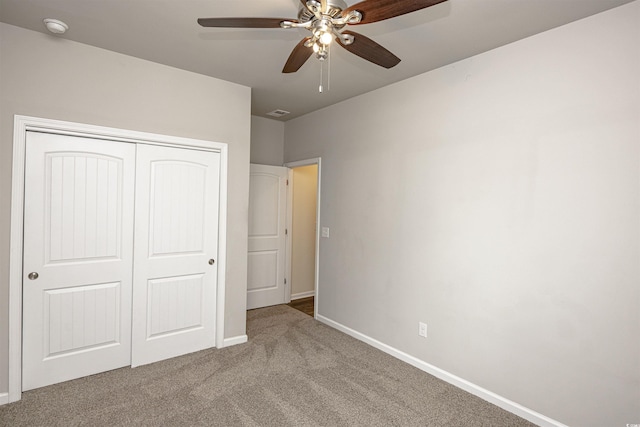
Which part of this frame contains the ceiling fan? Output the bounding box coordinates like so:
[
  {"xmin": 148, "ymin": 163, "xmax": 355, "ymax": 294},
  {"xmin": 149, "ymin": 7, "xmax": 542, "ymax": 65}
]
[{"xmin": 198, "ymin": 0, "xmax": 447, "ymax": 73}]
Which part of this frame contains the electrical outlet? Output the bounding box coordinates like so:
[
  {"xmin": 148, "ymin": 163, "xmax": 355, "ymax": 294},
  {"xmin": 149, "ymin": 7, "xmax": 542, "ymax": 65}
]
[{"xmin": 418, "ymin": 322, "xmax": 428, "ymax": 338}]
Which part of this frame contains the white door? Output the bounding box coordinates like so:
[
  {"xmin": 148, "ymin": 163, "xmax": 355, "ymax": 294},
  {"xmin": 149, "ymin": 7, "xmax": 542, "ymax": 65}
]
[
  {"xmin": 131, "ymin": 144, "xmax": 220, "ymax": 367},
  {"xmin": 247, "ymin": 164, "xmax": 288, "ymax": 309},
  {"xmin": 22, "ymin": 132, "xmax": 135, "ymax": 391}
]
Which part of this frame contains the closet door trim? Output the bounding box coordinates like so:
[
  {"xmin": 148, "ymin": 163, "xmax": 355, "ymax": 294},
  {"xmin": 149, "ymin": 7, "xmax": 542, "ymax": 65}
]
[{"xmin": 8, "ymin": 115, "xmax": 229, "ymax": 403}]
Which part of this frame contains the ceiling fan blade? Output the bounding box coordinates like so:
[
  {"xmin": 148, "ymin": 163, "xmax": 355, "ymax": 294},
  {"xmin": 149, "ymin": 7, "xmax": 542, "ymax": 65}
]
[
  {"xmin": 283, "ymin": 38, "xmax": 313, "ymax": 73},
  {"xmin": 337, "ymin": 30, "xmax": 401, "ymax": 68},
  {"xmin": 344, "ymin": 0, "xmax": 447, "ymax": 25},
  {"xmin": 197, "ymin": 17, "xmax": 295, "ymax": 28}
]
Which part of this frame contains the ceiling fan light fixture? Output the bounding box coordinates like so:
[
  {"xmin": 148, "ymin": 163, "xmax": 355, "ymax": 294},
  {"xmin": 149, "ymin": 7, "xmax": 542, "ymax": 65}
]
[{"xmin": 320, "ymin": 32, "xmax": 333, "ymax": 45}]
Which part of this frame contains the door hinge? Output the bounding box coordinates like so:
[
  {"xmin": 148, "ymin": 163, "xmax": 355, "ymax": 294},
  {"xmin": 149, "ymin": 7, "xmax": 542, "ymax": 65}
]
[
  {"xmin": 285, "ymin": 228, "xmax": 288, "ymax": 235},
  {"xmin": 286, "ymin": 179, "xmax": 289, "ymax": 186},
  {"xmin": 284, "ymin": 278, "xmax": 287, "ymax": 285}
]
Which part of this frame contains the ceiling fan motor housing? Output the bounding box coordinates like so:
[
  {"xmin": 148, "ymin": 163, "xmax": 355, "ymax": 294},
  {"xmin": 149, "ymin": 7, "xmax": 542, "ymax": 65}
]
[{"xmin": 298, "ymin": 0, "xmax": 348, "ymax": 21}]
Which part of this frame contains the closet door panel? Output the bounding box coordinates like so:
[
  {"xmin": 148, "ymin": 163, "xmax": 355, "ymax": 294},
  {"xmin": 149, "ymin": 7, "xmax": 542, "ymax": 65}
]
[
  {"xmin": 22, "ymin": 132, "xmax": 135, "ymax": 391},
  {"xmin": 132, "ymin": 144, "xmax": 220, "ymax": 367}
]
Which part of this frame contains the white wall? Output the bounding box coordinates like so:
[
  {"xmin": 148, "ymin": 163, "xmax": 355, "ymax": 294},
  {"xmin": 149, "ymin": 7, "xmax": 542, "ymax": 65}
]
[
  {"xmin": 0, "ymin": 23, "xmax": 251, "ymax": 394},
  {"xmin": 291, "ymin": 164, "xmax": 318, "ymax": 297},
  {"xmin": 250, "ymin": 115, "xmax": 284, "ymax": 166},
  {"xmin": 284, "ymin": 3, "xmax": 640, "ymax": 426}
]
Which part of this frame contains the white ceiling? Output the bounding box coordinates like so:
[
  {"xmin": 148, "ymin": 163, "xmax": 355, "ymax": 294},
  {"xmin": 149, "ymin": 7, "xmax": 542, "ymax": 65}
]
[{"xmin": 0, "ymin": 0, "xmax": 633, "ymax": 120}]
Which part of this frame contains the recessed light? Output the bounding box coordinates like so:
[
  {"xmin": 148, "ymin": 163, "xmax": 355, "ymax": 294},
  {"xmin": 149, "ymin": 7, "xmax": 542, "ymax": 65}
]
[{"xmin": 43, "ymin": 18, "xmax": 68, "ymax": 35}]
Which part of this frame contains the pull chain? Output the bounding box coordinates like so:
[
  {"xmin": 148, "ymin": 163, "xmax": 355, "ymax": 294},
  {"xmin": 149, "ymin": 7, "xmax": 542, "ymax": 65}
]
[
  {"xmin": 319, "ymin": 44, "xmax": 331, "ymax": 93},
  {"xmin": 327, "ymin": 43, "xmax": 331, "ymax": 92},
  {"xmin": 319, "ymin": 57, "xmax": 323, "ymax": 93}
]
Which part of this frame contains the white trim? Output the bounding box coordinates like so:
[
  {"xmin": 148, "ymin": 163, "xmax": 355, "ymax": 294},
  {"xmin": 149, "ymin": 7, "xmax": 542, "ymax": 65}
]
[
  {"xmin": 8, "ymin": 116, "xmax": 27, "ymax": 403},
  {"xmin": 290, "ymin": 291, "xmax": 315, "ymax": 300},
  {"xmin": 284, "ymin": 158, "xmax": 322, "ymax": 169},
  {"xmin": 316, "ymin": 314, "xmax": 568, "ymax": 427},
  {"xmin": 215, "ymin": 146, "xmax": 229, "ymax": 350},
  {"xmin": 0, "ymin": 392, "xmax": 8, "ymax": 405},
  {"xmin": 221, "ymin": 335, "xmax": 248, "ymax": 348},
  {"xmin": 284, "ymin": 168, "xmax": 293, "ymax": 304},
  {"xmin": 284, "ymin": 158, "xmax": 321, "ymax": 320},
  {"xmin": 8, "ymin": 115, "xmax": 229, "ymax": 403},
  {"xmin": 13, "ymin": 116, "xmax": 223, "ymax": 152}
]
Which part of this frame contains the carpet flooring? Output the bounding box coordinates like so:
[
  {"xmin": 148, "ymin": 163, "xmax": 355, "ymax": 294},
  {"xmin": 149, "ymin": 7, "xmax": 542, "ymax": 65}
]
[{"xmin": 0, "ymin": 305, "xmax": 535, "ymax": 426}]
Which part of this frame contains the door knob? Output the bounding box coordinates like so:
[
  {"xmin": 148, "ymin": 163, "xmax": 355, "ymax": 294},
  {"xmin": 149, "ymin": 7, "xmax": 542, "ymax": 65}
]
[
  {"xmin": 208, "ymin": 259, "xmax": 215, "ymax": 265},
  {"xmin": 28, "ymin": 272, "xmax": 39, "ymax": 280}
]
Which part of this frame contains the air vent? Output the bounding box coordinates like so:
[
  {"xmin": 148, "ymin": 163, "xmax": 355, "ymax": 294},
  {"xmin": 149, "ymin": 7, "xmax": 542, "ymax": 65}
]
[{"xmin": 266, "ymin": 109, "xmax": 291, "ymax": 118}]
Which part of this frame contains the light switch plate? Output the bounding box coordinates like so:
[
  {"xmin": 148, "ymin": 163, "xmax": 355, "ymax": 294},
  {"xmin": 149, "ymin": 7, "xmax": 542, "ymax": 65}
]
[{"xmin": 419, "ymin": 322, "xmax": 428, "ymax": 338}]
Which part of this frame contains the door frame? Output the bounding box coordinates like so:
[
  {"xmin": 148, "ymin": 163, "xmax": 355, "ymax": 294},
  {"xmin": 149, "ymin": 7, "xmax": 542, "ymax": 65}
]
[
  {"xmin": 8, "ymin": 115, "xmax": 229, "ymax": 402},
  {"xmin": 283, "ymin": 158, "xmax": 321, "ymax": 319}
]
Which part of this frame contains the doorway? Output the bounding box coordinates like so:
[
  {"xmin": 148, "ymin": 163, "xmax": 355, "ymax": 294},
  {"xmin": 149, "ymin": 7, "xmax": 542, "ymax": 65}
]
[
  {"xmin": 247, "ymin": 158, "xmax": 321, "ymax": 317},
  {"xmin": 285, "ymin": 158, "xmax": 321, "ymax": 318}
]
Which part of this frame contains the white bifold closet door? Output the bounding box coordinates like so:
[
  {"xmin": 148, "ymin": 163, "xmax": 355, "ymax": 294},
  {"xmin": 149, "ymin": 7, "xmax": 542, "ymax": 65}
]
[
  {"xmin": 131, "ymin": 144, "xmax": 219, "ymax": 367},
  {"xmin": 22, "ymin": 132, "xmax": 136, "ymax": 391},
  {"xmin": 22, "ymin": 132, "xmax": 221, "ymax": 390}
]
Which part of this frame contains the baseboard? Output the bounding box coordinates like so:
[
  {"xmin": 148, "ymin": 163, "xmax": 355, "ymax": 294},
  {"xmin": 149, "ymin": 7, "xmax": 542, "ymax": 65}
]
[
  {"xmin": 221, "ymin": 334, "xmax": 248, "ymax": 348},
  {"xmin": 291, "ymin": 291, "xmax": 315, "ymax": 300},
  {"xmin": 0, "ymin": 392, "xmax": 8, "ymax": 406},
  {"xmin": 316, "ymin": 314, "xmax": 567, "ymax": 427}
]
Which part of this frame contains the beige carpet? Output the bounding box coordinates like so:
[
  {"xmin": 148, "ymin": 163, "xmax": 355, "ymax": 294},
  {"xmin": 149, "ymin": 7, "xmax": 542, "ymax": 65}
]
[{"xmin": 0, "ymin": 305, "xmax": 535, "ymax": 426}]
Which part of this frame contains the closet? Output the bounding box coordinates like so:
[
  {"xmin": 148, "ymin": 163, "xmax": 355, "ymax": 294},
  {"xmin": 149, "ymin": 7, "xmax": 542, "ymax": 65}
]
[{"xmin": 22, "ymin": 131, "xmax": 220, "ymax": 391}]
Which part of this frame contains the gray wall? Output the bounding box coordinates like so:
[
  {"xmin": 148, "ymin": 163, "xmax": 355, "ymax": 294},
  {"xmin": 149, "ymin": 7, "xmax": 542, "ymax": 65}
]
[
  {"xmin": 284, "ymin": 3, "xmax": 639, "ymax": 426},
  {"xmin": 0, "ymin": 23, "xmax": 251, "ymax": 394},
  {"xmin": 250, "ymin": 115, "xmax": 284, "ymax": 166}
]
